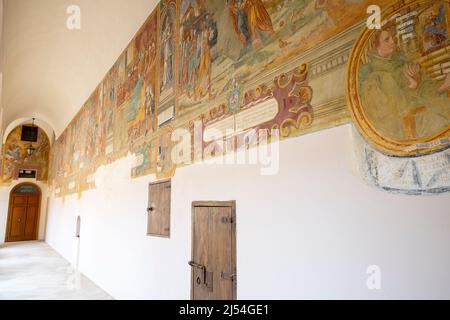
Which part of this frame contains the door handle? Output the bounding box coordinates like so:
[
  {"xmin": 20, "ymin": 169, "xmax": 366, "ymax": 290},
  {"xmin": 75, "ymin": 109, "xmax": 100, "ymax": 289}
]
[
  {"xmin": 189, "ymin": 261, "xmax": 207, "ymax": 286},
  {"xmin": 147, "ymin": 207, "xmax": 155, "ymax": 213},
  {"xmin": 189, "ymin": 261, "xmax": 206, "ymax": 272}
]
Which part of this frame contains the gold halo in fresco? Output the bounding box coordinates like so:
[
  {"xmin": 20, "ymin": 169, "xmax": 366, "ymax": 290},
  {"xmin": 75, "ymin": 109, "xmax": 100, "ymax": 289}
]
[{"xmin": 347, "ymin": 0, "xmax": 450, "ymax": 156}]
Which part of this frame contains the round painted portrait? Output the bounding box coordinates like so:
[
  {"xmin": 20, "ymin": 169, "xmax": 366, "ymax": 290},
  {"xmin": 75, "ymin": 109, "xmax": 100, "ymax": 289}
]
[{"xmin": 347, "ymin": 0, "xmax": 450, "ymax": 156}]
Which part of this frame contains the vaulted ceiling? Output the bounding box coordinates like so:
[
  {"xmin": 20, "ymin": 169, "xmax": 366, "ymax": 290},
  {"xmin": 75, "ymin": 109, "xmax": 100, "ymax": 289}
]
[{"xmin": 1, "ymin": 0, "xmax": 159, "ymax": 137}]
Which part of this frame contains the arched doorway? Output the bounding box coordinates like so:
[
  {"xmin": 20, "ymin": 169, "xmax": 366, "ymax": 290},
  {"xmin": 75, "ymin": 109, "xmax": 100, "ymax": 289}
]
[{"xmin": 5, "ymin": 183, "xmax": 41, "ymax": 242}]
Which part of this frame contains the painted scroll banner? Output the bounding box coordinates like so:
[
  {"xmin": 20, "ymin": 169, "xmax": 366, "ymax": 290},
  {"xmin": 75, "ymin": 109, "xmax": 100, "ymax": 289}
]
[
  {"xmin": 204, "ymin": 116, "xmax": 235, "ymax": 142},
  {"xmin": 235, "ymin": 98, "xmax": 279, "ymax": 132},
  {"xmin": 203, "ymin": 97, "xmax": 279, "ymax": 142}
]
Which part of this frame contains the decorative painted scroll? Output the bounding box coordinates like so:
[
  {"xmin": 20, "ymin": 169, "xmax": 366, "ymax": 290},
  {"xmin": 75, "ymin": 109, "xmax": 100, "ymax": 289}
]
[
  {"xmin": 240, "ymin": 64, "xmax": 312, "ymax": 136},
  {"xmin": 347, "ymin": 0, "xmax": 450, "ymax": 157},
  {"xmin": 189, "ymin": 64, "xmax": 313, "ymax": 161}
]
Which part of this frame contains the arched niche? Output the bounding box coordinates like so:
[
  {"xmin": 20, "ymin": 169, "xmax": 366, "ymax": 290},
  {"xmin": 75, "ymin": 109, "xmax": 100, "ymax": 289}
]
[
  {"xmin": 2, "ymin": 124, "xmax": 51, "ymax": 183},
  {"xmin": 3, "ymin": 118, "xmax": 55, "ymax": 146}
]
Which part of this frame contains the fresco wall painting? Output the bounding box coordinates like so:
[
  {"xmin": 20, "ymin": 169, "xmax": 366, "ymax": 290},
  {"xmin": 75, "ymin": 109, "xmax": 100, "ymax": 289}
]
[{"xmin": 49, "ymin": 0, "xmax": 401, "ymax": 197}]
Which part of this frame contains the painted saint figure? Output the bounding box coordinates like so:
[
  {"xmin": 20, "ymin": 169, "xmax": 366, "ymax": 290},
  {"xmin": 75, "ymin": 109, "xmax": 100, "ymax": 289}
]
[
  {"xmin": 179, "ymin": 1, "xmax": 218, "ymax": 102},
  {"xmin": 195, "ymin": 16, "xmax": 216, "ymax": 99},
  {"xmin": 229, "ymin": 0, "xmax": 251, "ymax": 50},
  {"xmin": 229, "ymin": 0, "xmax": 274, "ymax": 53},
  {"xmin": 161, "ymin": 14, "xmax": 174, "ymax": 91},
  {"xmin": 359, "ymin": 27, "xmax": 450, "ymax": 141}
]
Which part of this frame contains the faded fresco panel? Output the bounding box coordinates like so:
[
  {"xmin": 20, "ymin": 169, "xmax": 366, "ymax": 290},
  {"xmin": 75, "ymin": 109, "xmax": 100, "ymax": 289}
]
[
  {"xmin": 131, "ymin": 139, "xmax": 156, "ymax": 178},
  {"xmin": 47, "ymin": 0, "xmax": 441, "ymax": 197},
  {"xmin": 177, "ymin": 0, "xmax": 392, "ymax": 117},
  {"xmin": 2, "ymin": 126, "xmax": 50, "ymax": 183},
  {"xmin": 125, "ymin": 12, "xmax": 158, "ymax": 148},
  {"xmin": 102, "ymin": 59, "xmax": 119, "ymax": 161},
  {"xmin": 157, "ymin": 0, "xmax": 178, "ymax": 127}
]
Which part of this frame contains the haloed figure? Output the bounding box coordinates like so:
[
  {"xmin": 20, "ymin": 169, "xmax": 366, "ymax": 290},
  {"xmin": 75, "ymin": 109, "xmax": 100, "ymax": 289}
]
[{"xmin": 359, "ymin": 27, "xmax": 450, "ymax": 141}]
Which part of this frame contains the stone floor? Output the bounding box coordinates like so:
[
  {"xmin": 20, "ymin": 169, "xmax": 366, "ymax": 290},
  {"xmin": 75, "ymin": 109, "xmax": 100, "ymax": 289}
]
[{"xmin": 0, "ymin": 241, "xmax": 113, "ymax": 300}]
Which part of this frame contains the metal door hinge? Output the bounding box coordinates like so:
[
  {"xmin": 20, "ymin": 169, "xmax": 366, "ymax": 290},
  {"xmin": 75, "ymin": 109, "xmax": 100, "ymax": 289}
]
[
  {"xmin": 221, "ymin": 217, "xmax": 234, "ymax": 224},
  {"xmin": 221, "ymin": 272, "xmax": 236, "ymax": 282}
]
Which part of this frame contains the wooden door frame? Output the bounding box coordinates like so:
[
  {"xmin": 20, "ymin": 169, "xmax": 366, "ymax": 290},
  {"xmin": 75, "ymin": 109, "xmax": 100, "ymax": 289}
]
[
  {"xmin": 191, "ymin": 201, "xmax": 237, "ymax": 300},
  {"xmin": 5, "ymin": 182, "xmax": 42, "ymax": 243}
]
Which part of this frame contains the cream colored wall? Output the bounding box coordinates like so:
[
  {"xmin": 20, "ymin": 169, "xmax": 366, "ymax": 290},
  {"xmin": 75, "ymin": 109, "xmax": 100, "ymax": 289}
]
[
  {"xmin": 1, "ymin": 0, "xmax": 159, "ymax": 136},
  {"xmin": 0, "ymin": 179, "xmax": 49, "ymax": 244},
  {"xmin": 45, "ymin": 125, "xmax": 450, "ymax": 299}
]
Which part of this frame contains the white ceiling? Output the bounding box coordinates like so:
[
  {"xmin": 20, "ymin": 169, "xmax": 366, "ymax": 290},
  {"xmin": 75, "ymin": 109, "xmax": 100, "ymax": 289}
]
[{"xmin": 1, "ymin": 0, "xmax": 159, "ymax": 137}]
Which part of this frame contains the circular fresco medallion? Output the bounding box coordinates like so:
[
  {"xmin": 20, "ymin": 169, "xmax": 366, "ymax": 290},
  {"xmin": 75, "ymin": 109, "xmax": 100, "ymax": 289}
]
[{"xmin": 347, "ymin": 0, "xmax": 450, "ymax": 156}]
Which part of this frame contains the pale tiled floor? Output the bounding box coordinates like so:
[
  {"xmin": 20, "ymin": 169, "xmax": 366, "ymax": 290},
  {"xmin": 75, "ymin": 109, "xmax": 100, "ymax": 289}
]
[{"xmin": 0, "ymin": 241, "xmax": 113, "ymax": 300}]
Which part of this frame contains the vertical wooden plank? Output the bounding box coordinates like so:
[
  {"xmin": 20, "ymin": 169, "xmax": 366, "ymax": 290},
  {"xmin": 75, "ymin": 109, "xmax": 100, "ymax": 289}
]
[
  {"xmin": 231, "ymin": 202, "xmax": 237, "ymax": 300},
  {"xmin": 154, "ymin": 182, "xmax": 161, "ymax": 234},
  {"xmin": 192, "ymin": 205, "xmax": 211, "ymax": 300},
  {"xmin": 161, "ymin": 181, "xmax": 171, "ymax": 236},
  {"xmin": 147, "ymin": 184, "xmax": 153, "ymax": 235},
  {"xmin": 210, "ymin": 206, "xmax": 233, "ymax": 300},
  {"xmin": 24, "ymin": 205, "xmax": 38, "ymax": 238}
]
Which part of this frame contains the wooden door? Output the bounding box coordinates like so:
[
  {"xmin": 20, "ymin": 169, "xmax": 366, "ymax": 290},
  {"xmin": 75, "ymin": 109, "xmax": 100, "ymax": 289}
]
[
  {"xmin": 147, "ymin": 180, "xmax": 171, "ymax": 237},
  {"xmin": 6, "ymin": 184, "xmax": 41, "ymax": 242},
  {"xmin": 190, "ymin": 201, "xmax": 236, "ymax": 300}
]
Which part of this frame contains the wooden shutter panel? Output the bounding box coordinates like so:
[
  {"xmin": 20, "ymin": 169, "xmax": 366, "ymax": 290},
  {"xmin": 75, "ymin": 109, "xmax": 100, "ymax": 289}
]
[{"xmin": 147, "ymin": 180, "xmax": 171, "ymax": 237}]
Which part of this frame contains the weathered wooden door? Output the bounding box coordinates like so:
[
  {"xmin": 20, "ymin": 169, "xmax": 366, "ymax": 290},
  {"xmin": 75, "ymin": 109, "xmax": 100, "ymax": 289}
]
[
  {"xmin": 190, "ymin": 201, "xmax": 236, "ymax": 300},
  {"xmin": 6, "ymin": 184, "xmax": 41, "ymax": 242},
  {"xmin": 147, "ymin": 180, "xmax": 171, "ymax": 237}
]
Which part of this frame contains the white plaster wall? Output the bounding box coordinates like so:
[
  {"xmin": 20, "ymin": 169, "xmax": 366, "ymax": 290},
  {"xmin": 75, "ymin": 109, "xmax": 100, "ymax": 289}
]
[
  {"xmin": 45, "ymin": 124, "xmax": 450, "ymax": 299},
  {"xmin": 0, "ymin": 179, "xmax": 49, "ymax": 244}
]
